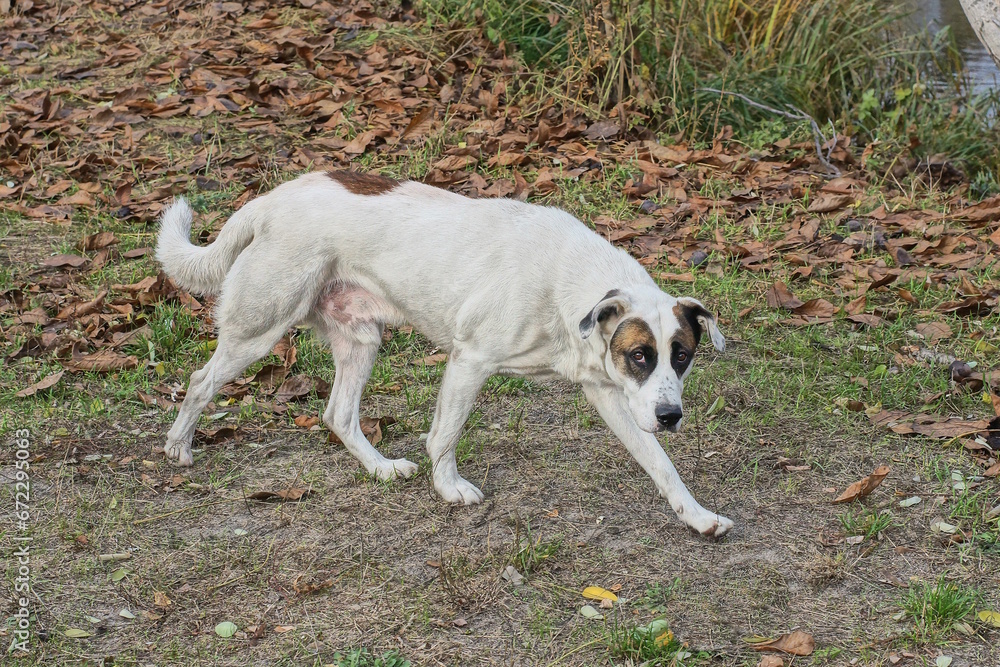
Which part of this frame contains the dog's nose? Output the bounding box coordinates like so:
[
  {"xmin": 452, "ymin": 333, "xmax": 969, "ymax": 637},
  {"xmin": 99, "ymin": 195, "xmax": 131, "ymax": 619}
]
[{"xmin": 655, "ymin": 405, "xmax": 683, "ymax": 430}]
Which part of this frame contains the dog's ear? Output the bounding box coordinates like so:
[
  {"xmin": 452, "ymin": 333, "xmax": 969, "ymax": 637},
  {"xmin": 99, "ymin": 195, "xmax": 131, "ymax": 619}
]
[
  {"xmin": 580, "ymin": 289, "xmax": 630, "ymax": 339},
  {"xmin": 675, "ymin": 297, "xmax": 725, "ymax": 352}
]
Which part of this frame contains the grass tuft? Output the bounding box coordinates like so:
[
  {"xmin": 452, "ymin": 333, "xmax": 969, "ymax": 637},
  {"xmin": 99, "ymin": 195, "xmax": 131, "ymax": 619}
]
[
  {"xmin": 606, "ymin": 615, "xmax": 686, "ymax": 664},
  {"xmin": 839, "ymin": 507, "xmax": 897, "ymax": 540},
  {"xmin": 509, "ymin": 518, "xmax": 561, "ymax": 575},
  {"xmin": 900, "ymin": 577, "xmax": 980, "ymax": 642}
]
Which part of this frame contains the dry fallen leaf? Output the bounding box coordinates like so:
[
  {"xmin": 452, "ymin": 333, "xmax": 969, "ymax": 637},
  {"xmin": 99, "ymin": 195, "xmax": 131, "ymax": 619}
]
[
  {"xmin": 433, "ymin": 154, "xmax": 477, "ymax": 171},
  {"xmin": 195, "ymin": 426, "xmax": 238, "ymax": 444},
  {"xmin": 122, "ymin": 246, "xmax": 151, "ymax": 259},
  {"xmin": 916, "ymin": 321, "xmax": 953, "ymax": 343},
  {"xmin": 292, "ymin": 575, "xmax": 333, "ymax": 595},
  {"xmin": 246, "ymin": 487, "xmax": 313, "ymax": 502},
  {"xmin": 766, "ymin": 281, "xmax": 804, "ymax": 310},
  {"xmin": 42, "ymin": 253, "xmax": 88, "ymax": 268},
  {"xmin": 501, "ymin": 565, "xmax": 525, "ymax": 585},
  {"xmin": 16, "ymin": 370, "xmax": 64, "ymax": 397},
  {"xmin": 757, "ymin": 656, "xmax": 784, "ymax": 667},
  {"xmin": 752, "ymin": 630, "xmax": 815, "ymax": 656},
  {"xmin": 868, "ymin": 410, "xmax": 993, "ymax": 442},
  {"xmin": 252, "ymin": 364, "xmax": 288, "ymax": 389},
  {"xmin": 294, "ymin": 415, "xmax": 320, "ymax": 428},
  {"xmin": 62, "ymin": 350, "xmax": 139, "ymax": 373},
  {"xmin": 414, "ymin": 352, "xmax": 448, "ymax": 366},
  {"xmin": 844, "ymin": 294, "xmax": 867, "ymax": 315},
  {"xmin": 795, "ymin": 298, "xmax": 836, "ymax": 318},
  {"xmin": 78, "ymin": 231, "xmax": 118, "ymax": 251},
  {"xmin": 833, "ymin": 465, "xmax": 890, "ymax": 504},
  {"xmin": 271, "ymin": 336, "xmax": 298, "ymax": 368},
  {"xmin": 275, "ymin": 375, "xmax": 315, "ymax": 402},
  {"xmin": 327, "ymin": 416, "xmax": 392, "ymax": 446},
  {"xmin": 808, "ymin": 193, "xmax": 854, "ymax": 213}
]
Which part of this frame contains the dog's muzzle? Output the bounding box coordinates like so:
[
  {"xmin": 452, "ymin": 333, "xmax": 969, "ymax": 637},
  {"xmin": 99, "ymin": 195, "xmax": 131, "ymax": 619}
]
[{"xmin": 655, "ymin": 404, "xmax": 683, "ymax": 432}]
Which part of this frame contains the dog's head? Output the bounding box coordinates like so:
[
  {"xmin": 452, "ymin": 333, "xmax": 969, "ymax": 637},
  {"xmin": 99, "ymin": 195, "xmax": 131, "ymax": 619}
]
[{"xmin": 579, "ymin": 287, "xmax": 724, "ymax": 433}]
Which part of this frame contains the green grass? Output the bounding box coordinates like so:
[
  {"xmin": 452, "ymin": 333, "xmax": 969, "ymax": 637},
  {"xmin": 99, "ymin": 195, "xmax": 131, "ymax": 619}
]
[
  {"xmin": 606, "ymin": 615, "xmax": 689, "ymax": 665},
  {"xmin": 900, "ymin": 577, "xmax": 981, "ymax": 643},
  {"xmin": 131, "ymin": 301, "xmax": 208, "ymax": 365},
  {"xmin": 839, "ymin": 507, "xmax": 897, "ymax": 540},
  {"xmin": 330, "ymin": 649, "xmax": 411, "ymax": 667},
  {"xmin": 948, "ymin": 488, "xmax": 1000, "ymax": 550},
  {"xmin": 510, "ymin": 519, "xmax": 561, "ymax": 576},
  {"xmin": 639, "ymin": 578, "xmax": 684, "ymax": 610}
]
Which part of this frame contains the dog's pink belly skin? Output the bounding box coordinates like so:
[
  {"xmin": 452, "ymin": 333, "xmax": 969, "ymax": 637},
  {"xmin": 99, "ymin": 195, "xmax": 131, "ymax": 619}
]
[{"xmin": 317, "ymin": 282, "xmax": 391, "ymax": 326}]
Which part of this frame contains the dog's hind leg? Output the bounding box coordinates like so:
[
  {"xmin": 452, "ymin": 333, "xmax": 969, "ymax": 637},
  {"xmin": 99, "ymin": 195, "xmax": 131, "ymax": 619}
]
[
  {"xmin": 165, "ymin": 250, "xmax": 313, "ymax": 466},
  {"xmin": 322, "ymin": 324, "xmax": 418, "ymax": 481},
  {"xmin": 425, "ymin": 356, "xmax": 492, "ymax": 504},
  {"xmin": 164, "ymin": 324, "xmax": 287, "ymax": 466}
]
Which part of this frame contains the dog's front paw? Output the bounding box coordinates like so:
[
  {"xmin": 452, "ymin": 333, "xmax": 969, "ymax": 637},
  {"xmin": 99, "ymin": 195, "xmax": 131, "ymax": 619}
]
[
  {"xmin": 694, "ymin": 514, "xmax": 733, "ymax": 538},
  {"xmin": 164, "ymin": 439, "xmax": 194, "ymax": 466},
  {"xmin": 435, "ymin": 475, "xmax": 485, "ymax": 505},
  {"xmin": 373, "ymin": 458, "xmax": 419, "ymax": 481},
  {"xmin": 678, "ymin": 505, "xmax": 733, "ymax": 538}
]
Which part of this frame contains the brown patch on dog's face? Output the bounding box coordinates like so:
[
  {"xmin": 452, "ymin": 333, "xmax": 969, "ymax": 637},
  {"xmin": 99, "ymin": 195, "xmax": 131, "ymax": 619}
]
[
  {"xmin": 670, "ymin": 303, "xmax": 702, "ymax": 376},
  {"xmin": 609, "ymin": 318, "xmax": 658, "ymax": 384},
  {"xmin": 326, "ymin": 170, "xmax": 399, "ymax": 195}
]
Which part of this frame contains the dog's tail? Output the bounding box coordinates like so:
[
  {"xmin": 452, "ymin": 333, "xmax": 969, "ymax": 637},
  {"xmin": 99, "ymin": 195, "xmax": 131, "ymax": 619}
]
[{"xmin": 155, "ymin": 198, "xmax": 256, "ymax": 296}]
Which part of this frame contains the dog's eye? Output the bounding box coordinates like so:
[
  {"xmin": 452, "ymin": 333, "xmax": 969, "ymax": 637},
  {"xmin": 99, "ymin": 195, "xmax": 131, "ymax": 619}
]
[
  {"xmin": 630, "ymin": 350, "xmax": 645, "ymax": 364},
  {"xmin": 676, "ymin": 350, "xmax": 688, "ymax": 363}
]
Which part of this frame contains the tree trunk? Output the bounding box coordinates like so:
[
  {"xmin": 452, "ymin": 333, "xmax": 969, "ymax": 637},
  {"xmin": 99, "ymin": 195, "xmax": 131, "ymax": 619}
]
[{"xmin": 959, "ymin": 0, "xmax": 1000, "ymax": 68}]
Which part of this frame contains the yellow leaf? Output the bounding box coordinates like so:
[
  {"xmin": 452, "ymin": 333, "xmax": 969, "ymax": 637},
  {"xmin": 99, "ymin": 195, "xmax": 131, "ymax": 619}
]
[
  {"xmin": 654, "ymin": 629, "xmax": 674, "ymax": 647},
  {"xmin": 973, "ymin": 340, "xmax": 997, "ymax": 353},
  {"xmin": 978, "ymin": 610, "xmax": 1000, "ymax": 627},
  {"xmin": 581, "ymin": 585, "xmax": 618, "ymax": 602}
]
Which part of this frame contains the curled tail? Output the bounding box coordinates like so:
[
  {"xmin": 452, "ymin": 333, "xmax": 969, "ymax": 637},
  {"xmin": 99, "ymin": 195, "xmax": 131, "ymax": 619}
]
[{"xmin": 155, "ymin": 198, "xmax": 256, "ymax": 295}]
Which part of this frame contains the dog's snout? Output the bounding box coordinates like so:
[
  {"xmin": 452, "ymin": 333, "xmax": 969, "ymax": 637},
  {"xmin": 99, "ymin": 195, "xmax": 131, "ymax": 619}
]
[{"xmin": 655, "ymin": 405, "xmax": 683, "ymax": 431}]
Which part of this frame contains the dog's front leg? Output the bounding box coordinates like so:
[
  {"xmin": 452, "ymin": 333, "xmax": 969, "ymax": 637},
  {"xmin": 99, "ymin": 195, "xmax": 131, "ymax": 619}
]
[
  {"xmin": 582, "ymin": 383, "xmax": 733, "ymax": 537},
  {"xmin": 426, "ymin": 356, "xmax": 492, "ymax": 504}
]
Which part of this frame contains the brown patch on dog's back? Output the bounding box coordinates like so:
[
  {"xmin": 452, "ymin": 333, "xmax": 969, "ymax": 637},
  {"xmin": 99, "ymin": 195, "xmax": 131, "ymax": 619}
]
[
  {"xmin": 610, "ymin": 318, "xmax": 657, "ymax": 384},
  {"xmin": 326, "ymin": 170, "xmax": 399, "ymax": 195}
]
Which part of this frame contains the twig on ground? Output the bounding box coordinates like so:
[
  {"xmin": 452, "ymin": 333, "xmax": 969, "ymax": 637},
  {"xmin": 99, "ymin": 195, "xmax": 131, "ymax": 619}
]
[
  {"xmin": 699, "ymin": 87, "xmax": 841, "ymax": 176},
  {"xmin": 131, "ymin": 498, "xmax": 231, "ymax": 525}
]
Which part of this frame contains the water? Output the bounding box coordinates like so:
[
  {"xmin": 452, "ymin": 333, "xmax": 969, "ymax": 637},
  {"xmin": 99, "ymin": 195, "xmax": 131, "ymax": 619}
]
[{"xmin": 906, "ymin": 0, "xmax": 1000, "ymax": 91}]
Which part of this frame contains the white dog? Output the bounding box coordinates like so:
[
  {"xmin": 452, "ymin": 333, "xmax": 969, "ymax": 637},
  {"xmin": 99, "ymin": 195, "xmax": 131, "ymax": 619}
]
[{"xmin": 156, "ymin": 171, "xmax": 732, "ymax": 536}]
